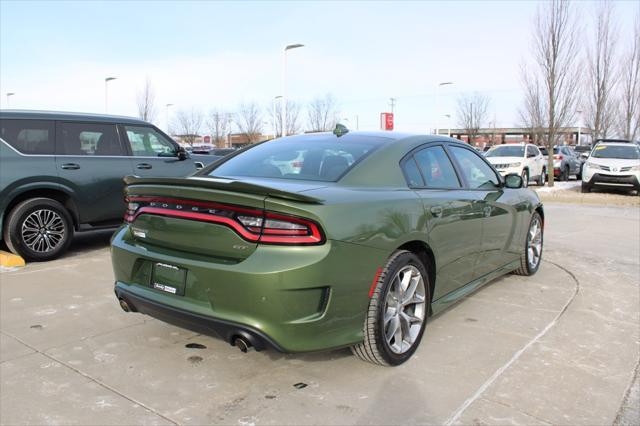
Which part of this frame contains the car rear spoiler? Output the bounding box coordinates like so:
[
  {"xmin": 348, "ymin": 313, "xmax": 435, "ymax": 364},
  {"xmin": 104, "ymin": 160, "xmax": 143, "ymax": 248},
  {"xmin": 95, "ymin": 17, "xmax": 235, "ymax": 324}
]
[{"xmin": 123, "ymin": 176, "xmax": 324, "ymax": 204}]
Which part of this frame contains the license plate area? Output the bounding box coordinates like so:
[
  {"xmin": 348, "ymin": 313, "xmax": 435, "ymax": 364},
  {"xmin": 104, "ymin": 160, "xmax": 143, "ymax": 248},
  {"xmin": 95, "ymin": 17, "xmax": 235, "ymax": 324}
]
[{"xmin": 151, "ymin": 262, "xmax": 187, "ymax": 296}]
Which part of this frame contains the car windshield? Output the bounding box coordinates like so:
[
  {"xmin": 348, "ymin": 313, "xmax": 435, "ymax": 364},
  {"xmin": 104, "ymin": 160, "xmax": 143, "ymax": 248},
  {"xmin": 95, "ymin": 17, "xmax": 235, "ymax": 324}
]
[
  {"xmin": 208, "ymin": 135, "xmax": 386, "ymax": 182},
  {"xmin": 591, "ymin": 145, "xmax": 640, "ymax": 159},
  {"xmin": 486, "ymin": 145, "xmax": 524, "ymax": 157}
]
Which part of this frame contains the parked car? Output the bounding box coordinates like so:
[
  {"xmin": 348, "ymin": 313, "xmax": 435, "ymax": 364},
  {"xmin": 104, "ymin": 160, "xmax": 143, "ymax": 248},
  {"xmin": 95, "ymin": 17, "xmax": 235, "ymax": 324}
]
[
  {"xmin": 581, "ymin": 142, "xmax": 640, "ymax": 194},
  {"xmin": 112, "ymin": 130, "xmax": 544, "ymax": 366},
  {"xmin": 485, "ymin": 143, "xmax": 546, "ymax": 186},
  {"xmin": 0, "ymin": 110, "xmax": 203, "ymax": 261},
  {"xmin": 539, "ymin": 145, "xmax": 582, "ymax": 180}
]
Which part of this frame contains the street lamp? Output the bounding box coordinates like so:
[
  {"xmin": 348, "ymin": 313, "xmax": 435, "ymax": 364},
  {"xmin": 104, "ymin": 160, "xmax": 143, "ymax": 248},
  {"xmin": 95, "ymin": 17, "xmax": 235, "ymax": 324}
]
[
  {"xmin": 165, "ymin": 103, "xmax": 174, "ymax": 133},
  {"xmin": 5, "ymin": 92, "xmax": 15, "ymax": 108},
  {"xmin": 576, "ymin": 109, "xmax": 583, "ymax": 145},
  {"xmin": 444, "ymin": 114, "xmax": 452, "ymax": 137},
  {"xmin": 282, "ymin": 43, "xmax": 304, "ymax": 137},
  {"xmin": 435, "ymin": 81, "xmax": 453, "ymax": 135},
  {"xmin": 273, "ymin": 95, "xmax": 282, "ymax": 138},
  {"xmin": 104, "ymin": 77, "xmax": 117, "ymax": 113}
]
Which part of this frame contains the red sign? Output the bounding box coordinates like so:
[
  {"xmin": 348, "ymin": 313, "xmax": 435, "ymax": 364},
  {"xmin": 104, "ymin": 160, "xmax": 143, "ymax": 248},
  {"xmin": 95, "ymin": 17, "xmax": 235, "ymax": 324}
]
[
  {"xmin": 380, "ymin": 112, "xmax": 394, "ymax": 131},
  {"xmin": 203, "ymin": 135, "xmax": 211, "ymax": 143}
]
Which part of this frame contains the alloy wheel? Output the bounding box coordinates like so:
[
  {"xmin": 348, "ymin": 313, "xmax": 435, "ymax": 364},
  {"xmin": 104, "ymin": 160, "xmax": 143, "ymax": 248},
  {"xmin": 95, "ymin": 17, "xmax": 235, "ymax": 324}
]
[
  {"xmin": 21, "ymin": 209, "xmax": 66, "ymax": 253},
  {"xmin": 527, "ymin": 215, "xmax": 543, "ymax": 270},
  {"xmin": 383, "ymin": 265, "xmax": 427, "ymax": 354}
]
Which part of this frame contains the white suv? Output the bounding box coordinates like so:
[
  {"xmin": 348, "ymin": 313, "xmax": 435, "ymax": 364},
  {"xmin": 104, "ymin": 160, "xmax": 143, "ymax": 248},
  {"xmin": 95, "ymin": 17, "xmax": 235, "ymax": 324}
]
[
  {"xmin": 485, "ymin": 143, "xmax": 546, "ymax": 187},
  {"xmin": 581, "ymin": 142, "xmax": 640, "ymax": 194}
]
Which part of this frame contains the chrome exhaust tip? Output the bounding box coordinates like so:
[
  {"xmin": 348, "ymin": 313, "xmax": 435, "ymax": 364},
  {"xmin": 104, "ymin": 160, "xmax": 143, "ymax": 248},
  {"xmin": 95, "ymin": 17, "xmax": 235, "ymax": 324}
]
[{"xmin": 233, "ymin": 336, "xmax": 251, "ymax": 353}]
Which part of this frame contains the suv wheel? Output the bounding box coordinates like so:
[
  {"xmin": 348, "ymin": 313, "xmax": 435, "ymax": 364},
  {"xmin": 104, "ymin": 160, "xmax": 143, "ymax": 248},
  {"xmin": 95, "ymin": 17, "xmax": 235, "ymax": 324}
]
[
  {"xmin": 537, "ymin": 168, "xmax": 546, "ymax": 186},
  {"xmin": 351, "ymin": 250, "xmax": 430, "ymax": 366},
  {"xmin": 521, "ymin": 169, "xmax": 529, "ymax": 187},
  {"xmin": 3, "ymin": 198, "xmax": 73, "ymax": 261},
  {"xmin": 581, "ymin": 182, "xmax": 591, "ymax": 193}
]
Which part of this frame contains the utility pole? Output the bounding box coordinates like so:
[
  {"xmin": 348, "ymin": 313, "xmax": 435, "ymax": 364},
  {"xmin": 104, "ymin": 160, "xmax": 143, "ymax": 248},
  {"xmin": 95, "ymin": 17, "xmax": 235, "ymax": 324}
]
[{"xmin": 389, "ymin": 97, "xmax": 396, "ymax": 114}]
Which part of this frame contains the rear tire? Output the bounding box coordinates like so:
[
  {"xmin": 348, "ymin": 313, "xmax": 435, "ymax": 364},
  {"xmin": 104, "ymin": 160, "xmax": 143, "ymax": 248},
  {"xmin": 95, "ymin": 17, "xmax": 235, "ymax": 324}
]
[
  {"xmin": 561, "ymin": 166, "xmax": 570, "ymax": 181},
  {"xmin": 3, "ymin": 198, "xmax": 73, "ymax": 261},
  {"xmin": 513, "ymin": 211, "xmax": 543, "ymax": 276},
  {"xmin": 351, "ymin": 250, "xmax": 430, "ymax": 366},
  {"xmin": 581, "ymin": 182, "xmax": 591, "ymax": 193}
]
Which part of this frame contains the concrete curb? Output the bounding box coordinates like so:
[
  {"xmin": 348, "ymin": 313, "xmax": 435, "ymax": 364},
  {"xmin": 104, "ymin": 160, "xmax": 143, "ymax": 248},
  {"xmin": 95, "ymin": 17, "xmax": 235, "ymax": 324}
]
[{"xmin": 0, "ymin": 250, "xmax": 25, "ymax": 268}]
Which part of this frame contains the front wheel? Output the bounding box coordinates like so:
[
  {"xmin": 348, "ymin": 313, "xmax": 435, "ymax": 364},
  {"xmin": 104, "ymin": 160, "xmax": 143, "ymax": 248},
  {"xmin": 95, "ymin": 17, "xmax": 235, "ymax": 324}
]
[
  {"xmin": 351, "ymin": 250, "xmax": 430, "ymax": 366},
  {"xmin": 513, "ymin": 211, "xmax": 543, "ymax": 276},
  {"xmin": 521, "ymin": 169, "xmax": 529, "ymax": 188},
  {"xmin": 537, "ymin": 168, "xmax": 546, "ymax": 186},
  {"xmin": 581, "ymin": 182, "xmax": 591, "ymax": 193},
  {"xmin": 3, "ymin": 198, "xmax": 73, "ymax": 261}
]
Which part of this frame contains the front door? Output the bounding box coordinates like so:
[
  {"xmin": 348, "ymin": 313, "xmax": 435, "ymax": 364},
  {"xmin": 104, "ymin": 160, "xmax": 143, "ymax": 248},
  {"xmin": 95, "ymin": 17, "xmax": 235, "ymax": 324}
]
[
  {"xmin": 447, "ymin": 145, "xmax": 517, "ymax": 278},
  {"xmin": 120, "ymin": 125, "xmax": 196, "ymax": 178},
  {"xmin": 55, "ymin": 121, "xmax": 134, "ymax": 226}
]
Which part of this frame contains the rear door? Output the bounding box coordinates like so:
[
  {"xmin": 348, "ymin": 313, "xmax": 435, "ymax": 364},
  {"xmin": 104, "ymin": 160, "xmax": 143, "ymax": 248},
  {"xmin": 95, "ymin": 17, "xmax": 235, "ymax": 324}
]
[
  {"xmin": 447, "ymin": 144, "xmax": 518, "ymax": 278},
  {"xmin": 404, "ymin": 144, "xmax": 484, "ymax": 300},
  {"xmin": 121, "ymin": 125, "xmax": 196, "ymax": 177},
  {"xmin": 55, "ymin": 121, "xmax": 133, "ymax": 226}
]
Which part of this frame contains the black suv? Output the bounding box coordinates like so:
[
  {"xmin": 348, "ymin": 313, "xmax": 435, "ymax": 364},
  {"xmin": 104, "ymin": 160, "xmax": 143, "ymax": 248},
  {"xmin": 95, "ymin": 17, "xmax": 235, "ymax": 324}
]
[{"xmin": 0, "ymin": 110, "xmax": 208, "ymax": 261}]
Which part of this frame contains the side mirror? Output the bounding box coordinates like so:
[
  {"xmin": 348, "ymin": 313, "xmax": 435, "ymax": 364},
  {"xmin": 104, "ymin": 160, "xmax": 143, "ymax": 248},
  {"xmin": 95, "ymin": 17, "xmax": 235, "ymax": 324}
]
[
  {"xmin": 176, "ymin": 147, "xmax": 188, "ymax": 161},
  {"xmin": 504, "ymin": 173, "xmax": 524, "ymax": 189}
]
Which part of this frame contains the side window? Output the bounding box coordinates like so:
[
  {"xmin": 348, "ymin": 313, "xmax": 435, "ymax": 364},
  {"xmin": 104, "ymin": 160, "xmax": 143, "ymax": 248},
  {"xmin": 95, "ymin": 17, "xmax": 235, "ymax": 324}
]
[
  {"xmin": 124, "ymin": 126, "xmax": 176, "ymax": 157},
  {"xmin": 527, "ymin": 145, "xmax": 536, "ymax": 157},
  {"xmin": 0, "ymin": 119, "xmax": 55, "ymax": 154},
  {"xmin": 401, "ymin": 157, "xmax": 424, "ymax": 187},
  {"xmin": 448, "ymin": 146, "xmax": 500, "ymax": 189},
  {"xmin": 413, "ymin": 146, "xmax": 461, "ymax": 188},
  {"xmin": 56, "ymin": 122, "xmax": 123, "ymax": 156}
]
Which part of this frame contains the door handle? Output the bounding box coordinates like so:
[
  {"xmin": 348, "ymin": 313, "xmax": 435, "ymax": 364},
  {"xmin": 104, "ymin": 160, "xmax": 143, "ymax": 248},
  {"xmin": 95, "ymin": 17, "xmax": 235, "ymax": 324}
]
[
  {"xmin": 430, "ymin": 206, "xmax": 443, "ymax": 217},
  {"xmin": 61, "ymin": 163, "xmax": 80, "ymax": 170},
  {"xmin": 136, "ymin": 163, "xmax": 152, "ymax": 170}
]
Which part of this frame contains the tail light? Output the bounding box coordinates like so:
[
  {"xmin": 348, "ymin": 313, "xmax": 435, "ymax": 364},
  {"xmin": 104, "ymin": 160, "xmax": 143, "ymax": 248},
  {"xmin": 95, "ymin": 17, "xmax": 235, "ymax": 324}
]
[
  {"xmin": 124, "ymin": 196, "xmax": 324, "ymax": 245},
  {"xmin": 553, "ymin": 154, "xmax": 563, "ymax": 160}
]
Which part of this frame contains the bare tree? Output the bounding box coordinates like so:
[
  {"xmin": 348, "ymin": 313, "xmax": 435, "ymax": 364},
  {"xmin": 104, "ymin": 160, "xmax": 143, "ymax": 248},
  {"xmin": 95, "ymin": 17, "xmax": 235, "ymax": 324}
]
[
  {"xmin": 585, "ymin": 0, "xmax": 618, "ymax": 140},
  {"xmin": 269, "ymin": 100, "xmax": 302, "ymax": 137},
  {"xmin": 236, "ymin": 102, "xmax": 263, "ymax": 143},
  {"xmin": 519, "ymin": 67, "xmax": 546, "ymax": 146},
  {"xmin": 207, "ymin": 109, "xmax": 230, "ymax": 147},
  {"xmin": 455, "ymin": 92, "xmax": 490, "ymax": 143},
  {"xmin": 307, "ymin": 94, "xmax": 339, "ymax": 132},
  {"xmin": 173, "ymin": 107, "xmax": 203, "ymax": 146},
  {"xmin": 617, "ymin": 10, "xmax": 640, "ymax": 141},
  {"xmin": 136, "ymin": 77, "xmax": 157, "ymax": 123},
  {"xmin": 523, "ymin": 0, "xmax": 581, "ymax": 186}
]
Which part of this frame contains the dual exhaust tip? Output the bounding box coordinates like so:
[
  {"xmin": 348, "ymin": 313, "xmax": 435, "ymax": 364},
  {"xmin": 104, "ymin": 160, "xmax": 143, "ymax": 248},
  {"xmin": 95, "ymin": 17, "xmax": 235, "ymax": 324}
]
[{"xmin": 118, "ymin": 297, "xmax": 255, "ymax": 353}]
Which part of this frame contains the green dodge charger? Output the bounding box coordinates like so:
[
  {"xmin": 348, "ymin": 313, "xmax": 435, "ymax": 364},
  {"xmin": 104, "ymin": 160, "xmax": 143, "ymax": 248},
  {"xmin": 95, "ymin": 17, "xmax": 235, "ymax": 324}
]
[{"xmin": 111, "ymin": 129, "xmax": 544, "ymax": 366}]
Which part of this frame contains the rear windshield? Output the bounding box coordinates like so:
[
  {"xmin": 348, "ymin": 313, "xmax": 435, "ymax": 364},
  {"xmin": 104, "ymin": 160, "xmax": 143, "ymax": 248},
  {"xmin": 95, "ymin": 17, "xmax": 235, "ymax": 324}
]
[
  {"xmin": 592, "ymin": 145, "xmax": 640, "ymax": 159},
  {"xmin": 208, "ymin": 135, "xmax": 385, "ymax": 182},
  {"xmin": 486, "ymin": 145, "xmax": 524, "ymax": 157}
]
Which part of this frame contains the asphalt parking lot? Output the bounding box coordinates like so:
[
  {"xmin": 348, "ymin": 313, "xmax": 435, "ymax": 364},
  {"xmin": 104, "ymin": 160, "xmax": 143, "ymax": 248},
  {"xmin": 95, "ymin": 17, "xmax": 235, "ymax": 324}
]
[{"xmin": 1, "ymin": 203, "xmax": 639, "ymax": 426}]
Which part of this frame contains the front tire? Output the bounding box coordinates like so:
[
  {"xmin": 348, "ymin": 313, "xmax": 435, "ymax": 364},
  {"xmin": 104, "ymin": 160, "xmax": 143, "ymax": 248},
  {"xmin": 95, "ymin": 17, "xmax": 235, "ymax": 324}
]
[
  {"xmin": 581, "ymin": 182, "xmax": 591, "ymax": 193},
  {"xmin": 513, "ymin": 211, "xmax": 543, "ymax": 276},
  {"xmin": 351, "ymin": 250, "xmax": 430, "ymax": 366},
  {"xmin": 3, "ymin": 198, "xmax": 73, "ymax": 261},
  {"xmin": 537, "ymin": 168, "xmax": 546, "ymax": 186},
  {"xmin": 521, "ymin": 169, "xmax": 529, "ymax": 188}
]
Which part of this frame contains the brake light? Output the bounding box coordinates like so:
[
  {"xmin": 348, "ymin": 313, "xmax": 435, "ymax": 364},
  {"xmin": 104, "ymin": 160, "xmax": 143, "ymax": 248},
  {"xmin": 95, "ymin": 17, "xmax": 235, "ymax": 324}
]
[
  {"xmin": 124, "ymin": 196, "xmax": 324, "ymax": 245},
  {"xmin": 554, "ymin": 154, "xmax": 563, "ymax": 160}
]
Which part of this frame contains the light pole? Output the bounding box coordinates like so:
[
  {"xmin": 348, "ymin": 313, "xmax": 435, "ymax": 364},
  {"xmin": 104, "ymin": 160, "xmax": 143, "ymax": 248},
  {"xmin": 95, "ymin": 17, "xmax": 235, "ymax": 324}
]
[
  {"xmin": 165, "ymin": 103, "xmax": 174, "ymax": 133},
  {"xmin": 104, "ymin": 77, "xmax": 117, "ymax": 113},
  {"xmin": 273, "ymin": 95, "xmax": 282, "ymax": 138},
  {"xmin": 444, "ymin": 114, "xmax": 451, "ymax": 137},
  {"xmin": 282, "ymin": 43, "xmax": 304, "ymax": 137},
  {"xmin": 435, "ymin": 81, "xmax": 453, "ymax": 135},
  {"xmin": 5, "ymin": 92, "xmax": 15, "ymax": 108},
  {"xmin": 576, "ymin": 109, "xmax": 583, "ymax": 145}
]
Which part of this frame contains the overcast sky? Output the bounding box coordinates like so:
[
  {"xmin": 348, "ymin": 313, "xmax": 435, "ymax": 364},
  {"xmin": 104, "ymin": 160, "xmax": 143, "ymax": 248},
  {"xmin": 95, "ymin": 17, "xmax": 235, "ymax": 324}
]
[{"xmin": 1, "ymin": 0, "xmax": 638, "ymax": 134}]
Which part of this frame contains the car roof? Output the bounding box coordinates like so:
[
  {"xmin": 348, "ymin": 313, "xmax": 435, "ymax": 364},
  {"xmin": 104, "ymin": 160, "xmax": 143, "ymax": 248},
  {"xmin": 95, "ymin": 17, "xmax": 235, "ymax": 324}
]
[
  {"xmin": 0, "ymin": 109, "xmax": 149, "ymax": 125},
  {"xmin": 595, "ymin": 142, "xmax": 639, "ymax": 147},
  {"xmin": 284, "ymin": 130, "xmax": 469, "ymax": 147}
]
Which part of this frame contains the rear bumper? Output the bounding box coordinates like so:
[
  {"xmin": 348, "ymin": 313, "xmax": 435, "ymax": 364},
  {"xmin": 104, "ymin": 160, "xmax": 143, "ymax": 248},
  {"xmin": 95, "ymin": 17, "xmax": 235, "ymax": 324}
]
[
  {"xmin": 110, "ymin": 226, "xmax": 388, "ymax": 352},
  {"xmin": 115, "ymin": 285, "xmax": 283, "ymax": 351}
]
